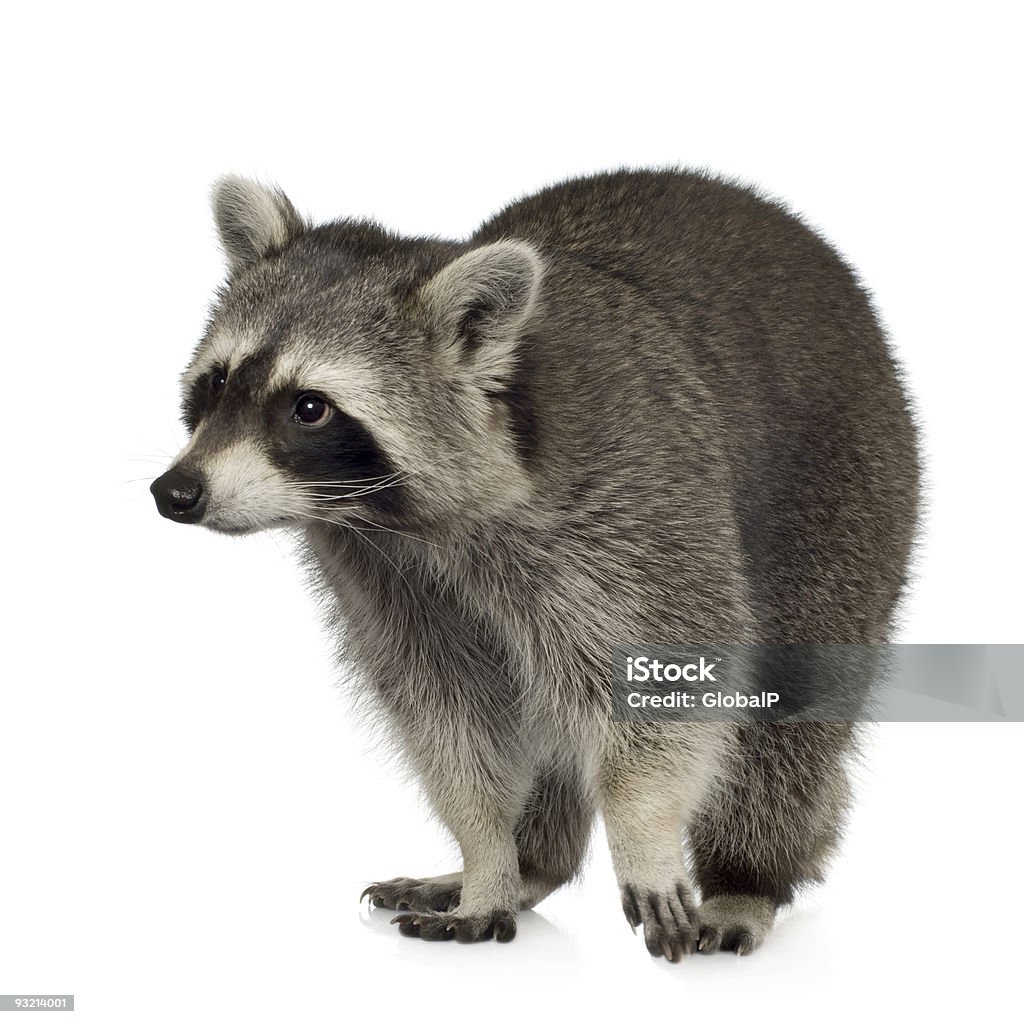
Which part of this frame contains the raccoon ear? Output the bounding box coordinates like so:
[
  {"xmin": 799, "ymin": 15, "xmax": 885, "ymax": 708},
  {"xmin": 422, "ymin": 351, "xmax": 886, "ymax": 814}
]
[
  {"xmin": 211, "ymin": 175, "xmax": 305, "ymax": 273},
  {"xmin": 419, "ymin": 240, "xmax": 544, "ymax": 385}
]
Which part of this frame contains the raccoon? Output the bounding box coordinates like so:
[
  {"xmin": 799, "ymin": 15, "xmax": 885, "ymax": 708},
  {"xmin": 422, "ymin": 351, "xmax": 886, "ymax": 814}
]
[{"xmin": 151, "ymin": 169, "xmax": 920, "ymax": 959}]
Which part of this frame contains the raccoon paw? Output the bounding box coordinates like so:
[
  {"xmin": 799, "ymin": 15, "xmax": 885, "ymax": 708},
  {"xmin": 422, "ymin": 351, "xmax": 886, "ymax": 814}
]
[
  {"xmin": 696, "ymin": 894, "xmax": 775, "ymax": 955},
  {"xmin": 389, "ymin": 908, "xmax": 517, "ymax": 943},
  {"xmin": 360, "ymin": 873, "xmax": 463, "ymax": 912},
  {"xmin": 621, "ymin": 882, "xmax": 700, "ymax": 962}
]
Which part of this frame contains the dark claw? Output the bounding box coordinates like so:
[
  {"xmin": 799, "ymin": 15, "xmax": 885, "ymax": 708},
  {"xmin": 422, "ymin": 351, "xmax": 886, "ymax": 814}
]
[
  {"xmin": 493, "ymin": 913, "xmax": 517, "ymax": 943},
  {"xmin": 622, "ymin": 885, "xmax": 642, "ymax": 931},
  {"xmin": 390, "ymin": 913, "xmax": 424, "ymax": 938},
  {"xmin": 390, "ymin": 909, "xmax": 516, "ymax": 944},
  {"xmin": 361, "ymin": 875, "xmax": 464, "ymax": 914},
  {"xmin": 622, "ymin": 882, "xmax": 699, "ymax": 963}
]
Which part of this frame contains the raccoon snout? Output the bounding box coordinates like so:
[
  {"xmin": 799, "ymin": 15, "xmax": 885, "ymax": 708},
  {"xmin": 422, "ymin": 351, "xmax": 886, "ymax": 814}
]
[{"xmin": 151, "ymin": 467, "xmax": 207, "ymax": 524}]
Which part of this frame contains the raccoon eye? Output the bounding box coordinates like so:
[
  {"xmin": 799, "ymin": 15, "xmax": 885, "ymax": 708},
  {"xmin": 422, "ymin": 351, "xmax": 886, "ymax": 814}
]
[
  {"xmin": 210, "ymin": 368, "xmax": 227, "ymax": 397},
  {"xmin": 293, "ymin": 393, "xmax": 333, "ymax": 427}
]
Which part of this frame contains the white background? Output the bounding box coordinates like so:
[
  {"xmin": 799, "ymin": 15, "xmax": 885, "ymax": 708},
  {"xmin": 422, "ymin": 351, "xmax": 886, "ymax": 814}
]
[{"xmin": 1, "ymin": 2, "xmax": 1021, "ymax": 1022}]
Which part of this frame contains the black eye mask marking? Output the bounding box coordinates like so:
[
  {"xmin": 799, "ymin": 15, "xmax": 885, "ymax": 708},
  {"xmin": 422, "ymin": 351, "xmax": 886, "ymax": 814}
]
[
  {"xmin": 183, "ymin": 372, "xmax": 213, "ymax": 433},
  {"xmin": 265, "ymin": 387, "xmax": 405, "ymax": 521},
  {"xmin": 182, "ymin": 348, "xmax": 279, "ymax": 431},
  {"xmin": 181, "ymin": 347, "xmax": 406, "ymax": 521}
]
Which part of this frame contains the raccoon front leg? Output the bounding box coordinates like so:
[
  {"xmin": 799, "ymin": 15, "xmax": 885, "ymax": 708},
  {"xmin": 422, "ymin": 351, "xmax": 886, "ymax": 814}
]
[
  {"xmin": 387, "ymin": 828, "xmax": 522, "ymax": 943},
  {"xmin": 599, "ymin": 723, "xmax": 728, "ymax": 962},
  {"xmin": 384, "ymin": 728, "xmax": 537, "ymax": 943},
  {"xmin": 365, "ymin": 764, "xmax": 593, "ymax": 916},
  {"xmin": 362, "ymin": 872, "xmax": 463, "ymax": 913}
]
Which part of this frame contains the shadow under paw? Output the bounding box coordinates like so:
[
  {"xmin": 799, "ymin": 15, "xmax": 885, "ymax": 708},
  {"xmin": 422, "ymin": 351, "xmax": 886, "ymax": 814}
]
[
  {"xmin": 360, "ymin": 873, "xmax": 462, "ymax": 913},
  {"xmin": 390, "ymin": 908, "xmax": 517, "ymax": 943}
]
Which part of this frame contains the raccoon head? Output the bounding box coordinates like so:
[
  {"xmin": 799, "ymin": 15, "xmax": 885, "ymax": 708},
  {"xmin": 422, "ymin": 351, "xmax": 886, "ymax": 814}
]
[{"xmin": 151, "ymin": 176, "xmax": 544, "ymax": 536}]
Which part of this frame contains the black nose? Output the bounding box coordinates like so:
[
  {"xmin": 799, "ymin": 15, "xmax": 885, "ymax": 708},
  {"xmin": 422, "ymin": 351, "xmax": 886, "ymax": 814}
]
[{"xmin": 151, "ymin": 467, "xmax": 207, "ymax": 524}]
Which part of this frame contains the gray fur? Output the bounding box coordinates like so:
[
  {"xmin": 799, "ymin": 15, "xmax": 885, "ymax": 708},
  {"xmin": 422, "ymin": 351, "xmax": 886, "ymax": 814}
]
[
  {"xmin": 211, "ymin": 175, "xmax": 307, "ymax": 273},
  {"xmin": 153, "ymin": 168, "xmax": 920, "ymax": 958}
]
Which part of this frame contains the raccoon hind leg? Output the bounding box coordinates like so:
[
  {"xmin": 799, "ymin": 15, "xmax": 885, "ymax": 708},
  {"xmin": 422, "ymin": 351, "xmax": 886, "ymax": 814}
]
[
  {"xmin": 689, "ymin": 722, "xmax": 854, "ymax": 955},
  {"xmin": 514, "ymin": 762, "xmax": 595, "ymax": 909}
]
